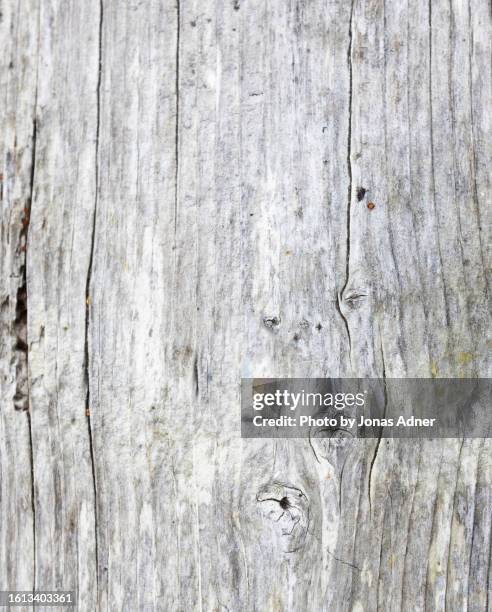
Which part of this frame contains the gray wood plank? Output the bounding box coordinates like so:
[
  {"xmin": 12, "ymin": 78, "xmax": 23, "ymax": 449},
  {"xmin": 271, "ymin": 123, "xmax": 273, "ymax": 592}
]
[{"xmin": 0, "ymin": 1, "xmax": 490, "ymax": 610}]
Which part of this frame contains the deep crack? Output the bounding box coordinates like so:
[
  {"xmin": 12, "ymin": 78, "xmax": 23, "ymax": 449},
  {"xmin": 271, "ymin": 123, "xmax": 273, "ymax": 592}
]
[{"xmin": 83, "ymin": 0, "xmax": 104, "ymax": 594}]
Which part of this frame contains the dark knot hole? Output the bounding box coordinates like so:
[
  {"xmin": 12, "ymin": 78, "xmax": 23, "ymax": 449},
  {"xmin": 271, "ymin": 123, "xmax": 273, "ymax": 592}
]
[{"xmin": 279, "ymin": 497, "xmax": 290, "ymax": 510}]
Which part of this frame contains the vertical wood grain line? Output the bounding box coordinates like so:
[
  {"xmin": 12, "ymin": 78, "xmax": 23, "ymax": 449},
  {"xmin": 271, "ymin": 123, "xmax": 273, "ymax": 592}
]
[{"xmin": 84, "ymin": 0, "xmax": 104, "ymax": 594}]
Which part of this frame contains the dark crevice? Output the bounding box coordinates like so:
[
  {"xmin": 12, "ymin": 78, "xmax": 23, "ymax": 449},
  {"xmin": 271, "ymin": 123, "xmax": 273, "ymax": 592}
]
[
  {"xmin": 338, "ymin": 0, "xmax": 355, "ymax": 370},
  {"xmin": 84, "ymin": 0, "xmax": 104, "ymax": 596},
  {"xmin": 368, "ymin": 337, "xmax": 388, "ymax": 515},
  {"xmin": 13, "ymin": 116, "xmax": 37, "ymax": 404},
  {"xmin": 23, "ymin": 5, "xmax": 42, "ymax": 589},
  {"xmin": 23, "ymin": 115, "xmax": 38, "ymax": 595},
  {"xmin": 174, "ymin": 0, "xmax": 181, "ymax": 235},
  {"xmin": 28, "ymin": 121, "xmax": 36, "ymax": 594},
  {"xmin": 26, "ymin": 410, "xmax": 36, "ymax": 594},
  {"xmin": 192, "ymin": 354, "xmax": 199, "ymax": 397},
  {"xmin": 28, "ymin": 119, "xmax": 38, "ymax": 214},
  {"xmin": 279, "ymin": 496, "xmax": 290, "ymax": 510},
  {"xmin": 11, "ymin": 112, "xmax": 38, "ymax": 592},
  {"xmin": 344, "ymin": 0, "xmax": 354, "ymax": 289},
  {"xmin": 335, "ymin": 295, "xmax": 352, "ymax": 364},
  {"xmin": 13, "ymin": 282, "xmax": 28, "ymax": 411}
]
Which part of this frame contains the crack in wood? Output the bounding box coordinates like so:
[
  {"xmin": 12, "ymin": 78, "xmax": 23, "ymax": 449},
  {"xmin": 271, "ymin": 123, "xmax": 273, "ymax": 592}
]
[
  {"xmin": 344, "ymin": 0, "xmax": 355, "ymax": 290},
  {"xmin": 338, "ymin": 0, "xmax": 355, "ymax": 373},
  {"xmin": 368, "ymin": 339, "xmax": 388, "ymax": 516},
  {"xmin": 174, "ymin": 0, "xmax": 181, "ymax": 236},
  {"xmin": 7, "ymin": 110, "xmax": 39, "ymax": 590},
  {"xmin": 256, "ymin": 483, "xmax": 310, "ymax": 553},
  {"xmin": 26, "ymin": 115, "xmax": 37, "ymax": 592},
  {"xmin": 83, "ymin": 0, "xmax": 104, "ymax": 595}
]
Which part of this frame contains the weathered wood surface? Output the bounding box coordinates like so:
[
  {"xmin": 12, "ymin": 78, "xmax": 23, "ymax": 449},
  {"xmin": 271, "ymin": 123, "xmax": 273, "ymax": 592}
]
[{"xmin": 1, "ymin": 1, "xmax": 491, "ymax": 610}]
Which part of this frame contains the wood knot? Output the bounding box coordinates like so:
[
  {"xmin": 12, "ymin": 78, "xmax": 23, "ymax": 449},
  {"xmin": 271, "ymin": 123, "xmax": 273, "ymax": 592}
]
[
  {"xmin": 256, "ymin": 483, "xmax": 310, "ymax": 552},
  {"xmin": 310, "ymin": 428, "xmax": 355, "ymax": 473},
  {"xmin": 262, "ymin": 315, "xmax": 281, "ymax": 330},
  {"xmin": 343, "ymin": 290, "xmax": 368, "ymax": 310},
  {"xmin": 356, "ymin": 187, "xmax": 367, "ymax": 201}
]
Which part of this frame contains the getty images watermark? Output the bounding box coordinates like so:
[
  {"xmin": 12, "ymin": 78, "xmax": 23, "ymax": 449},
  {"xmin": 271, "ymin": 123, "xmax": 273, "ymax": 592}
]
[
  {"xmin": 241, "ymin": 378, "xmax": 492, "ymax": 438},
  {"xmin": 251, "ymin": 388, "xmax": 436, "ymax": 428}
]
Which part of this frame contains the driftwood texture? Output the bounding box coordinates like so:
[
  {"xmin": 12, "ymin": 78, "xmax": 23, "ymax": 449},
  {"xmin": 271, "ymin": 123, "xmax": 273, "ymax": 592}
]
[{"xmin": 1, "ymin": 0, "xmax": 491, "ymax": 610}]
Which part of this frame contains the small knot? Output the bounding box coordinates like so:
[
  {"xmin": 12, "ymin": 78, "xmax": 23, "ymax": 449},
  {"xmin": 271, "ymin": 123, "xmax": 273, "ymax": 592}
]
[
  {"xmin": 343, "ymin": 290, "xmax": 368, "ymax": 310},
  {"xmin": 263, "ymin": 315, "xmax": 281, "ymax": 330},
  {"xmin": 310, "ymin": 428, "xmax": 355, "ymax": 472},
  {"xmin": 279, "ymin": 497, "xmax": 290, "ymax": 510},
  {"xmin": 257, "ymin": 483, "xmax": 310, "ymax": 552}
]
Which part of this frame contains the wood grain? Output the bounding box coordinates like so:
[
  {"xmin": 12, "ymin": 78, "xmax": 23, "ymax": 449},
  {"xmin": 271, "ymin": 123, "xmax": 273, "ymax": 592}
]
[{"xmin": 1, "ymin": 0, "xmax": 490, "ymax": 610}]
